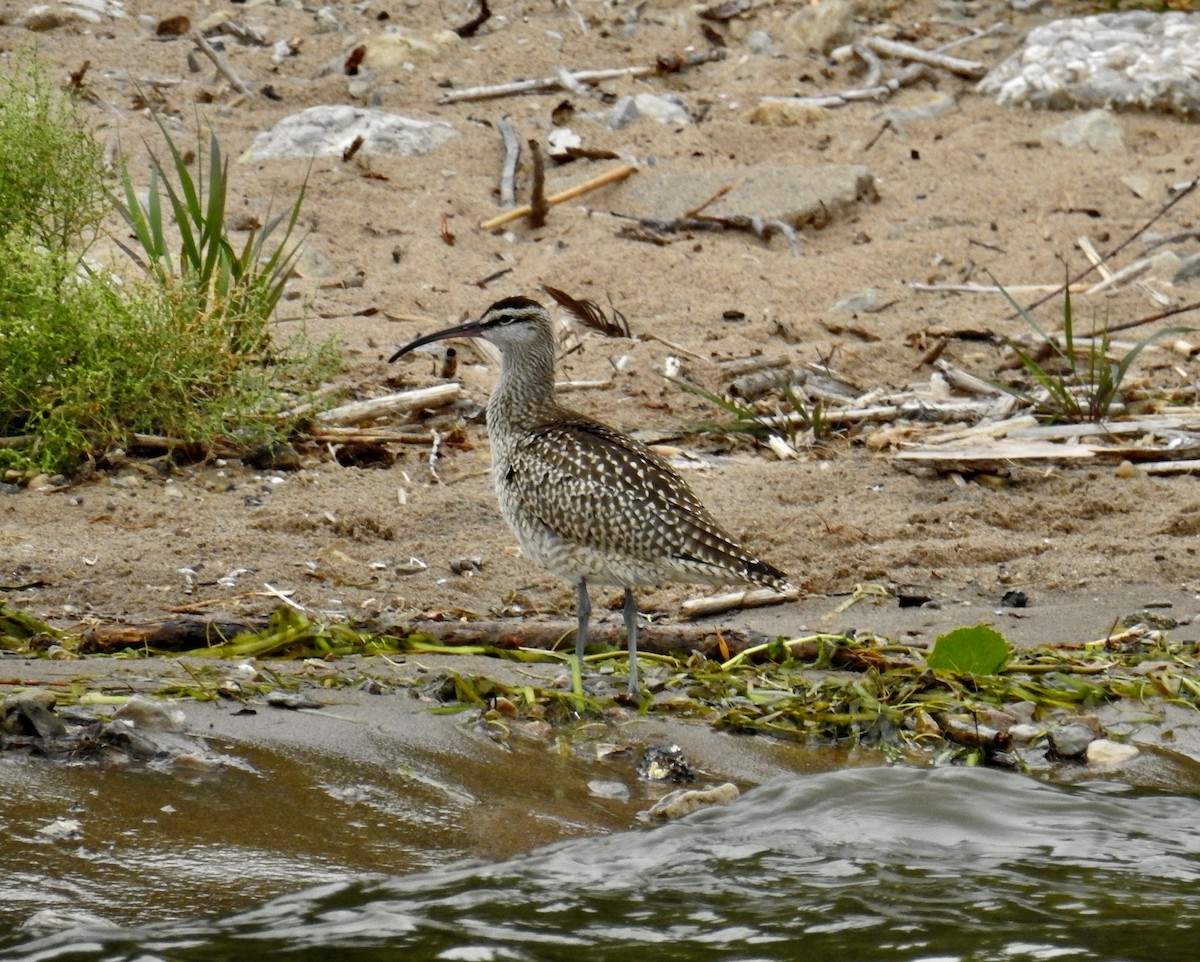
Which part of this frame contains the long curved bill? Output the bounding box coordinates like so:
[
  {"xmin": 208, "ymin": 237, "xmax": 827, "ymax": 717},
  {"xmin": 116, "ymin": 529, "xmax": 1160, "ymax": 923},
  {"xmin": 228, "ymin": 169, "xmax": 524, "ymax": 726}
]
[{"xmin": 388, "ymin": 318, "xmax": 485, "ymax": 363}]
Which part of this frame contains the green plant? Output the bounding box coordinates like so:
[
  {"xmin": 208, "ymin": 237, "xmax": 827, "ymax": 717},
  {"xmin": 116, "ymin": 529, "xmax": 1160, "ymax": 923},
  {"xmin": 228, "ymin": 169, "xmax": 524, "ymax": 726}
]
[
  {"xmin": 0, "ymin": 59, "xmax": 106, "ymax": 276},
  {"xmin": 991, "ymin": 274, "xmax": 1192, "ymax": 423},
  {"xmin": 114, "ymin": 113, "xmax": 307, "ymax": 355},
  {"xmin": 0, "ymin": 63, "xmax": 337, "ymax": 476}
]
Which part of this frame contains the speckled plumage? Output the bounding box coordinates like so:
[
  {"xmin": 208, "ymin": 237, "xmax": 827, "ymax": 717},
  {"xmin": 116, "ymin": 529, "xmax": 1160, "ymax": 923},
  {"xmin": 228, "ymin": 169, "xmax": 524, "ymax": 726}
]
[{"xmin": 390, "ymin": 296, "xmax": 792, "ymax": 695}]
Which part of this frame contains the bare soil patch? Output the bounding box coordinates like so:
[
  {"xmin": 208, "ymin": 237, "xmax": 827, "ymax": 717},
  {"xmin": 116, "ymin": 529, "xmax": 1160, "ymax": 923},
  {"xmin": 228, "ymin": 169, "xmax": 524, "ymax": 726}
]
[{"xmin": 3, "ymin": 0, "xmax": 1200, "ymax": 651}]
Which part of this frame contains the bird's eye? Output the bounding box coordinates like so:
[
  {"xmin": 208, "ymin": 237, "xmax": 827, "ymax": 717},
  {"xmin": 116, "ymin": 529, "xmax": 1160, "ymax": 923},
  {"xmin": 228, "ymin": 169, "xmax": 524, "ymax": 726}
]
[{"xmin": 496, "ymin": 314, "xmax": 516, "ymax": 326}]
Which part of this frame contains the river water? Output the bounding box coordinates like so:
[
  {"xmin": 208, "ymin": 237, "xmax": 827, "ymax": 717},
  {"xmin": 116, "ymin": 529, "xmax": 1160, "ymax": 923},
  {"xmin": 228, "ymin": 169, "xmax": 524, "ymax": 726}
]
[{"xmin": 4, "ymin": 765, "xmax": 1198, "ymax": 961}]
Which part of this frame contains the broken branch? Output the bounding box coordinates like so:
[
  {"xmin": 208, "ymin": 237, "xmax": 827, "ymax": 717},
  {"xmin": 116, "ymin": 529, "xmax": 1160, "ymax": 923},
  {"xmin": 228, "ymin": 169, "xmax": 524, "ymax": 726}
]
[
  {"xmin": 480, "ymin": 163, "xmax": 637, "ymax": 231},
  {"xmin": 438, "ymin": 50, "xmax": 724, "ymax": 104}
]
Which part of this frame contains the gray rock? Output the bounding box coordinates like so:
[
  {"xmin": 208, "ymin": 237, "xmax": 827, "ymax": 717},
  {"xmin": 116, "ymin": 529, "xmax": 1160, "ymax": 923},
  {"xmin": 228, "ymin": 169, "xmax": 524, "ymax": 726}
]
[
  {"xmin": 834, "ymin": 288, "xmax": 882, "ymax": 314},
  {"xmin": 3, "ymin": 690, "xmax": 66, "ymax": 739},
  {"xmin": 746, "ymin": 31, "xmax": 782, "ymax": 56},
  {"xmin": 616, "ymin": 163, "xmax": 876, "ymax": 229},
  {"xmin": 113, "ymin": 695, "xmax": 186, "ymax": 733},
  {"xmin": 1174, "ymin": 252, "xmax": 1200, "ymax": 285},
  {"xmin": 1048, "ymin": 722, "xmax": 1095, "ymax": 758},
  {"xmin": 241, "ymin": 106, "xmax": 458, "ymax": 162},
  {"xmin": 608, "ymin": 93, "xmax": 691, "ymax": 130},
  {"xmin": 875, "ymin": 92, "xmax": 957, "ymax": 130},
  {"xmin": 980, "ymin": 12, "xmax": 1200, "ymax": 116},
  {"xmin": 1043, "ymin": 109, "xmax": 1124, "ymax": 153}
]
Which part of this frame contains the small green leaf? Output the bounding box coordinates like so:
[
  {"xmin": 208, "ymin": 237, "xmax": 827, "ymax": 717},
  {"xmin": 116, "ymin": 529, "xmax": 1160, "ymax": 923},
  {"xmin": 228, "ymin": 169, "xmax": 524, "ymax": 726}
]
[{"xmin": 926, "ymin": 625, "xmax": 1011, "ymax": 675}]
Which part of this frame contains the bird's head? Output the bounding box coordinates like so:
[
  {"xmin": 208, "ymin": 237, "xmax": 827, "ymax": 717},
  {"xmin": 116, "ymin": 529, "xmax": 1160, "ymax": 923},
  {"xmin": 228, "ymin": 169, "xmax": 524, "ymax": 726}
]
[{"xmin": 388, "ymin": 297, "xmax": 551, "ymax": 363}]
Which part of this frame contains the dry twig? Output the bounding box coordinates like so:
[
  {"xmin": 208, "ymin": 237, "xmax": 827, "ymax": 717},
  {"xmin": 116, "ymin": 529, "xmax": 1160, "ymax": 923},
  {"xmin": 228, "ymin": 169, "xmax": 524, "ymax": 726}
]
[
  {"xmin": 189, "ymin": 29, "xmax": 252, "ymax": 96},
  {"xmin": 758, "ymin": 62, "xmax": 926, "ymax": 111},
  {"xmin": 859, "ymin": 35, "xmax": 985, "ymax": 79},
  {"xmin": 438, "ymin": 50, "xmax": 724, "ymax": 104},
  {"xmin": 480, "ymin": 163, "xmax": 637, "ymax": 230},
  {"xmin": 528, "ymin": 139, "xmax": 548, "ymax": 228}
]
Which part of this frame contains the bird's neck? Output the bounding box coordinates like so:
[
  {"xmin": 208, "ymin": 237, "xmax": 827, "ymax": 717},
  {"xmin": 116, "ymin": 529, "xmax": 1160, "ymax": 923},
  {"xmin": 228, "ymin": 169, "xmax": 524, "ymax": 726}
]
[{"xmin": 487, "ymin": 337, "xmax": 559, "ymax": 440}]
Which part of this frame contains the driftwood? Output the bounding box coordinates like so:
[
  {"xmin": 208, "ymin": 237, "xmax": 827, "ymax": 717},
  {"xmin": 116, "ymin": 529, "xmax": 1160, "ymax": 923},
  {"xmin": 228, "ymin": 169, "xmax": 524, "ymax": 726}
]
[
  {"xmin": 615, "ymin": 212, "xmax": 802, "ymax": 255},
  {"xmin": 437, "ymin": 49, "xmax": 725, "ymax": 104},
  {"xmin": 757, "ymin": 62, "xmax": 926, "ymax": 111},
  {"xmin": 307, "ymin": 426, "xmax": 454, "ymax": 445},
  {"xmin": 496, "ymin": 118, "xmax": 520, "ymax": 209},
  {"xmin": 858, "ymin": 36, "xmax": 985, "ymax": 79},
  {"xmin": 398, "ymin": 619, "xmax": 776, "ymax": 660},
  {"xmin": 317, "ymin": 384, "xmax": 466, "ymax": 425},
  {"xmin": 892, "ymin": 412, "xmax": 1200, "ymax": 473},
  {"xmin": 679, "ymin": 586, "xmax": 799, "ymax": 620},
  {"xmin": 75, "ymin": 613, "xmax": 780, "ymax": 661},
  {"xmin": 81, "ymin": 616, "xmax": 262, "ymax": 654}
]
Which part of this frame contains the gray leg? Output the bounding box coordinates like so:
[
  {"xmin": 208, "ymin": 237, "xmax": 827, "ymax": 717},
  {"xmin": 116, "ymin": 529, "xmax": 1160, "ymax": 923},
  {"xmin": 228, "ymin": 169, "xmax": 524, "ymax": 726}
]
[
  {"xmin": 575, "ymin": 579, "xmax": 590, "ymax": 680},
  {"xmin": 623, "ymin": 588, "xmax": 640, "ymax": 695}
]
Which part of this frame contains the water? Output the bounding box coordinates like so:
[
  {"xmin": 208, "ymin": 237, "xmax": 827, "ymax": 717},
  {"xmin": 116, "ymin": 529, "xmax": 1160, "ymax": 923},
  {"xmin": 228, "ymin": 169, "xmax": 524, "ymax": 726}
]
[{"xmin": 5, "ymin": 766, "xmax": 1198, "ymax": 961}]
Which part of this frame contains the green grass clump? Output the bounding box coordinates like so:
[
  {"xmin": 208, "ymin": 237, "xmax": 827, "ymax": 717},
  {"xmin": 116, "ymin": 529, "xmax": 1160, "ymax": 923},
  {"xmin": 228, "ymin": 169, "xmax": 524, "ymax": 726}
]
[
  {"xmin": 991, "ymin": 274, "xmax": 1190, "ymax": 423},
  {"xmin": 0, "ymin": 62, "xmax": 336, "ymax": 477},
  {"xmin": 114, "ymin": 113, "xmax": 305, "ymax": 357}
]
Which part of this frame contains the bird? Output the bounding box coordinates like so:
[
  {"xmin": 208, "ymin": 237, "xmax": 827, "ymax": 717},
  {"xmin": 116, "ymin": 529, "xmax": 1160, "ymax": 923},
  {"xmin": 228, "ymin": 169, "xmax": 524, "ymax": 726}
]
[{"xmin": 389, "ymin": 296, "xmax": 792, "ymax": 697}]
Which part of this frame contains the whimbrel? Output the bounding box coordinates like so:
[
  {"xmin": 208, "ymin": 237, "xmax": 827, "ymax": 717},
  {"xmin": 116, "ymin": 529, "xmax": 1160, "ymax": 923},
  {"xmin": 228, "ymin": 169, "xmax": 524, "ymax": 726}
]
[{"xmin": 390, "ymin": 296, "xmax": 792, "ymax": 696}]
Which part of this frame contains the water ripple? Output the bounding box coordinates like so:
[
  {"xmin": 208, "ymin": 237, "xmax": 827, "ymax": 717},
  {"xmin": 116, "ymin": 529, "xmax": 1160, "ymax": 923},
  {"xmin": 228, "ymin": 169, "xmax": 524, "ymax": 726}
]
[{"xmin": 6, "ymin": 767, "xmax": 1199, "ymax": 961}]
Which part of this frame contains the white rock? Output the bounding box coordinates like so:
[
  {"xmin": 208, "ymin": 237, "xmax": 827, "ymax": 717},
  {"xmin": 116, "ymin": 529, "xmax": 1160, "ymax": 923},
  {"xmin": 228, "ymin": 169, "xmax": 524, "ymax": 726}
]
[
  {"xmin": 608, "ymin": 93, "xmax": 691, "ymax": 130},
  {"xmin": 240, "ymin": 106, "xmax": 458, "ymax": 162},
  {"xmin": 1085, "ymin": 738, "xmax": 1140, "ymax": 767},
  {"xmin": 647, "ymin": 782, "xmax": 739, "ymax": 819},
  {"xmin": 980, "ymin": 12, "xmax": 1200, "ymax": 116},
  {"xmin": 1043, "ymin": 109, "xmax": 1124, "ymax": 154}
]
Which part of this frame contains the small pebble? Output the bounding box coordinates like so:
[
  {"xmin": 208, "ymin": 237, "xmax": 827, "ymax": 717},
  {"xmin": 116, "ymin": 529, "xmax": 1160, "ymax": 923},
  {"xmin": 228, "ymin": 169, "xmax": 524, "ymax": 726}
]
[
  {"xmin": 587, "ymin": 779, "xmax": 630, "ymax": 800},
  {"xmin": 1048, "ymin": 722, "xmax": 1095, "ymax": 758}
]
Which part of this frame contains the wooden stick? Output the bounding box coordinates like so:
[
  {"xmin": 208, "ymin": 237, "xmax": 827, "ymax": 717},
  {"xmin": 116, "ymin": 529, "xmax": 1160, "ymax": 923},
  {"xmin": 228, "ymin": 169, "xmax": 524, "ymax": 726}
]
[
  {"xmin": 860, "ymin": 36, "xmax": 985, "ymax": 79},
  {"xmin": 496, "ymin": 118, "xmax": 520, "ymax": 209},
  {"xmin": 440, "ymin": 66, "xmax": 653, "ymax": 104},
  {"xmin": 1138, "ymin": 459, "xmax": 1200, "ymax": 475},
  {"xmin": 759, "ymin": 62, "xmax": 926, "ymax": 110},
  {"xmin": 908, "ymin": 281, "xmax": 1089, "ymax": 295},
  {"xmin": 131, "ymin": 433, "xmax": 244, "ymax": 458},
  {"xmin": 307, "ymin": 426, "xmax": 455, "ymax": 445},
  {"xmin": 679, "ymin": 586, "xmax": 800, "ymax": 620},
  {"xmin": 190, "ymin": 29, "xmax": 253, "ymax": 96},
  {"xmin": 480, "ymin": 163, "xmax": 636, "ymax": 231},
  {"xmin": 438, "ymin": 50, "xmax": 724, "ymax": 104},
  {"xmin": 528, "ymin": 139, "xmax": 548, "ymax": 228},
  {"xmin": 317, "ymin": 384, "xmax": 466, "ymax": 425}
]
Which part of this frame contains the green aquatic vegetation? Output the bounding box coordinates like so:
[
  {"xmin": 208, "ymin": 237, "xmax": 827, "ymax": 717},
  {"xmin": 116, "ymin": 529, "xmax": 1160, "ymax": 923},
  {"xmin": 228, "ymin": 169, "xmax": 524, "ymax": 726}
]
[
  {"xmin": 0, "ymin": 603, "xmax": 58, "ymax": 651},
  {"xmin": 926, "ymin": 624, "xmax": 1011, "ymax": 675},
  {"xmin": 4, "ymin": 603, "xmax": 1199, "ymax": 764}
]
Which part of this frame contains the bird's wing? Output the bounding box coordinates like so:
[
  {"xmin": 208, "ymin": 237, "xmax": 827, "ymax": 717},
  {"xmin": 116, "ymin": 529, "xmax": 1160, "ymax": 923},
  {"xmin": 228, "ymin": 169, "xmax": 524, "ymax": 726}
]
[{"xmin": 507, "ymin": 414, "xmax": 789, "ymax": 587}]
